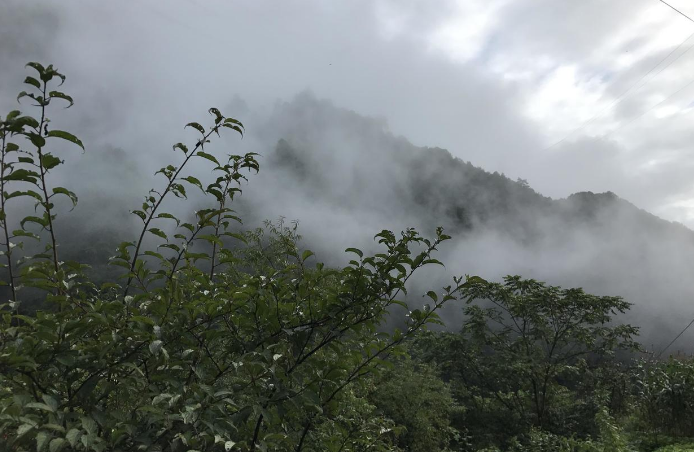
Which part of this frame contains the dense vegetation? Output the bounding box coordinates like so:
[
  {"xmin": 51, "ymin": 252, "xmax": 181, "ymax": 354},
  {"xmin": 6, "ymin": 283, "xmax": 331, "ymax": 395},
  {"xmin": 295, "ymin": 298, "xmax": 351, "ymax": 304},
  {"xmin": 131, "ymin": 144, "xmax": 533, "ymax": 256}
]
[{"xmin": 1, "ymin": 64, "xmax": 694, "ymax": 452}]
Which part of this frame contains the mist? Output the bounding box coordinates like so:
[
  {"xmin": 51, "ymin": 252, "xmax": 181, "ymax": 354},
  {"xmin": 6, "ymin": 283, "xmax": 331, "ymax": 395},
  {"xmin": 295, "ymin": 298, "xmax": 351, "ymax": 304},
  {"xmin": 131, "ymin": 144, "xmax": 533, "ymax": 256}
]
[{"xmin": 3, "ymin": 0, "xmax": 694, "ymax": 352}]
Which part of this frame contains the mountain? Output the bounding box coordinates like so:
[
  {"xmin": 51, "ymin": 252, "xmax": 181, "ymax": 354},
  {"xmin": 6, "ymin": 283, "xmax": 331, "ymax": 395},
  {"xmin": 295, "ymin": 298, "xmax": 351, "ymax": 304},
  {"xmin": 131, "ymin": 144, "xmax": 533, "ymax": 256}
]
[{"xmin": 234, "ymin": 93, "xmax": 694, "ymax": 351}]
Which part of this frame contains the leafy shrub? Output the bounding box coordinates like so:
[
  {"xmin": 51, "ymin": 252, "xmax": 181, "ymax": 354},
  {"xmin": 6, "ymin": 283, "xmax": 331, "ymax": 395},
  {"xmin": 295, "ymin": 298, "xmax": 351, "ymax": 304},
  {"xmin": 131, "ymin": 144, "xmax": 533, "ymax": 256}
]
[
  {"xmin": 409, "ymin": 276, "xmax": 640, "ymax": 450},
  {"xmin": 0, "ymin": 63, "xmax": 470, "ymax": 451},
  {"xmin": 369, "ymin": 359, "xmax": 463, "ymax": 451},
  {"xmin": 634, "ymin": 358, "xmax": 694, "ymax": 443}
]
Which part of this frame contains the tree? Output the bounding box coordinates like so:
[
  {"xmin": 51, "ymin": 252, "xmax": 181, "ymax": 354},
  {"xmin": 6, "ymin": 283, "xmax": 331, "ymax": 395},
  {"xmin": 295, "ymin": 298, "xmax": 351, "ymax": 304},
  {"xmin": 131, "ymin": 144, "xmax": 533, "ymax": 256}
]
[
  {"xmin": 460, "ymin": 276, "xmax": 639, "ymax": 430},
  {"xmin": 634, "ymin": 357, "xmax": 694, "ymax": 442},
  {"xmin": 410, "ymin": 277, "xmax": 640, "ymax": 449}
]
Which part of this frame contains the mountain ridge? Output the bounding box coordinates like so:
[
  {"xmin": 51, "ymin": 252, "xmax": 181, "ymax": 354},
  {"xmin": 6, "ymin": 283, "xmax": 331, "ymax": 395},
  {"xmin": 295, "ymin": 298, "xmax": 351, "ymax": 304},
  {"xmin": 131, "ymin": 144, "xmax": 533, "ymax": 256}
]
[{"xmin": 234, "ymin": 93, "xmax": 694, "ymax": 348}]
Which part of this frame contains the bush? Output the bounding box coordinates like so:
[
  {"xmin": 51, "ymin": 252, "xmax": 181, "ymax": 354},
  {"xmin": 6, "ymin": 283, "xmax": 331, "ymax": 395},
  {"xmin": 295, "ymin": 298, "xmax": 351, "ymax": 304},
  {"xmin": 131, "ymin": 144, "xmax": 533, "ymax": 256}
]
[
  {"xmin": 633, "ymin": 358, "xmax": 694, "ymax": 445},
  {"xmin": 0, "ymin": 63, "xmax": 470, "ymax": 451}
]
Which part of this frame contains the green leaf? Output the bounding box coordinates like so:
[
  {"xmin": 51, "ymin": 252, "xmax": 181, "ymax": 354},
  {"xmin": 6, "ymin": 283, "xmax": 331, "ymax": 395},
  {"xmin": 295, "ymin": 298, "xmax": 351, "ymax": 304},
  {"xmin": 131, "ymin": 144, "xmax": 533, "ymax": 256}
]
[
  {"xmin": 36, "ymin": 430, "xmax": 50, "ymax": 451},
  {"xmin": 224, "ymin": 118, "xmax": 246, "ymax": 135},
  {"xmin": 12, "ymin": 229, "xmax": 40, "ymax": 240},
  {"xmin": 25, "ymin": 402, "xmax": 54, "ymax": 412},
  {"xmin": 196, "ymin": 151, "xmax": 219, "ymax": 165},
  {"xmin": 144, "ymin": 250, "xmax": 165, "ymax": 260},
  {"xmin": 197, "ymin": 234, "xmax": 222, "ymax": 246},
  {"xmin": 182, "ymin": 176, "xmax": 204, "ymax": 193},
  {"xmin": 132, "ymin": 210, "xmax": 146, "ymax": 222},
  {"xmin": 6, "ymin": 190, "xmax": 42, "ymax": 202},
  {"xmin": 41, "ymin": 153, "xmax": 62, "ymax": 170},
  {"xmin": 46, "ymin": 130, "xmax": 84, "ymax": 150},
  {"xmin": 148, "ymin": 228, "xmax": 168, "ymax": 240},
  {"xmin": 52, "ymin": 187, "xmax": 78, "ymax": 206},
  {"xmin": 15, "ymin": 115, "xmax": 39, "ymax": 129},
  {"xmin": 17, "ymin": 90, "xmax": 32, "ymax": 103},
  {"xmin": 42, "ymin": 394, "xmax": 58, "ymax": 412},
  {"xmin": 66, "ymin": 429, "xmax": 81, "ymax": 447},
  {"xmin": 222, "ymin": 123, "xmax": 244, "ymax": 136},
  {"xmin": 159, "ymin": 243, "xmax": 181, "ymax": 252},
  {"xmin": 5, "ymin": 168, "xmax": 39, "ymax": 182},
  {"xmin": 49, "ymin": 438, "xmax": 67, "ymax": 452},
  {"xmin": 302, "ymin": 250, "xmax": 314, "ymax": 261},
  {"xmin": 27, "ymin": 132, "xmax": 46, "ymax": 148},
  {"xmin": 171, "ymin": 183, "xmax": 187, "ymax": 199},
  {"xmin": 48, "ymin": 91, "xmax": 74, "ymax": 108},
  {"xmin": 17, "ymin": 423, "xmax": 34, "ymax": 437},
  {"xmin": 185, "ymin": 122, "xmax": 205, "ymax": 135},
  {"xmin": 26, "ymin": 62, "xmax": 45, "ymax": 76},
  {"xmin": 345, "ymin": 248, "xmax": 363, "ymax": 258},
  {"xmin": 156, "ymin": 212, "xmax": 180, "ymax": 225},
  {"xmin": 209, "ymin": 107, "xmax": 223, "ymax": 123},
  {"xmin": 173, "ymin": 142, "xmax": 189, "ymax": 153},
  {"xmin": 21, "ymin": 215, "xmax": 48, "ymax": 229},
  {"xmin": 81, "ymin": 416, "xmax": 97, "ymax": 436},
  {"xmin": 24, "ymin": 76, "xmax": 41, "ymax": 89}
]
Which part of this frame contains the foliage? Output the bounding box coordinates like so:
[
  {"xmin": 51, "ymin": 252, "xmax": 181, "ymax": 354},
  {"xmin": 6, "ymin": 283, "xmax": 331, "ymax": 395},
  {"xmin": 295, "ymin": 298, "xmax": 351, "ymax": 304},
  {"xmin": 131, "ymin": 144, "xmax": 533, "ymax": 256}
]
[
  {"xmin": 410, "ymin": 277, "xmax": 640, "ymax": 450},
  {"xmin": 460, "ymin": 276, "xmax": 640, "ymax": 428},
  {"xmin": 634, "ymin": 358, "xmax": 694, "ymax": 440},
  {"xmin": 369, "ymin": 358, "xmax": 462, "ymax": 451},
  {"xmin": 652, "ymin": 445, "xmax": 694, "ymax": 452},
  {"xmin": 0, "ymin": 63, "xmax": 469, "ymax": 451}
]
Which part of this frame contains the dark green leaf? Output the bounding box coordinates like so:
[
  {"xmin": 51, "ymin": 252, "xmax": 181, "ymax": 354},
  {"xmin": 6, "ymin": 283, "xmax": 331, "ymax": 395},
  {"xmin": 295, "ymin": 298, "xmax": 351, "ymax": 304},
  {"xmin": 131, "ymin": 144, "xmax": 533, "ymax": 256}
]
[
  {"xmin": 182, "ymin": 176, "xmax": 204, "ymax": 193},
  {"xmin": 49, "ymin": 438, "xmax": 67, "ymax": 452},
  {"xmin": 46, "ymin": 130, "xmax": 84, "ymax": 150},
  {"xmin": 222, "ymin": 123, "xmax": 244, "ymax": 137},
  {"xmin": 345, "ymin": 248, "xmax": 363, "ymax": 258},
  {"xmin": 148, "ymin": 228, "xmax": 168, "ymax": 240},
  {"xmin": 48, "ymin": 91, "xmax": 74, "ymax": 108},
  {"xmin": 131, "ymin": 210, "xmax": 147, "ymax": 222},
  {"xmin": 209, "ymin": 107, "xmax": 223, "ymax": 123},
  {"xmin": 41, "ymin": 153, "xmax": 62, "ymax": 170},
  {"xmin": 52, "ymin": 187, "xmax": 78, "ymax": 206},
  {"xmin": 25, "ymin": 62, "xmax": 45, "ymax": 76},
  {"xmin": 173, "ymin": 142, "xmax": 189, "ymax": 153},
  {"xmin": 12, "ymin": 229, "xmax": 40, "ymax": 240},
  {"xmin": 24, "ymin": 76, "xmax": 41, "ymax": 89},
  {"xmin": 26, "ymin": 132, "xmax": 45, "ymax": 148},
  {"xmin": 156, "ymin": 212, "xmax": 180, "ymax": 225},
  {"xmin": 196, "ymin": 152, "xmax": 219, "ymax": 165},
  {"xmin": 185, "ymin": 122, "xmax": 205, "ymax": 135}
]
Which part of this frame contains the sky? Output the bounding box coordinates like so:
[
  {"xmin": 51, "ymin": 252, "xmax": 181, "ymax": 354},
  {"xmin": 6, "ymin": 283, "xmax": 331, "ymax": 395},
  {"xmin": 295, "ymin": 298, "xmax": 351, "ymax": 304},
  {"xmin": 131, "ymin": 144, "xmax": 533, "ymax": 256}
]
[{"xmin": 3, "ymin": 0, "xmax": 694, "ymax": 226}]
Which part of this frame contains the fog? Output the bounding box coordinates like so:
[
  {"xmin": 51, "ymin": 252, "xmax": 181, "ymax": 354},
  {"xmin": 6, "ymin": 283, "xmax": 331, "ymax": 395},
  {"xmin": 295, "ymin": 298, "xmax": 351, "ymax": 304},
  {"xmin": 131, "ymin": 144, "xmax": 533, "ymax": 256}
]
[{"xmin": 3, "ymin": 0, "xmax": 694, "ymax": 352}]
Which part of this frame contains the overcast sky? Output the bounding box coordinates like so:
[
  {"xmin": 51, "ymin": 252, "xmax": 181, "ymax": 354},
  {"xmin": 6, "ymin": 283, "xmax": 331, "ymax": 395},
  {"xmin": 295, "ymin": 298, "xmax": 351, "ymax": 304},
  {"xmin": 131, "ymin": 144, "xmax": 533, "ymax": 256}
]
[{"xmin": 4, "ymin": 0, "xmax": 694, "ymax": 226}]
